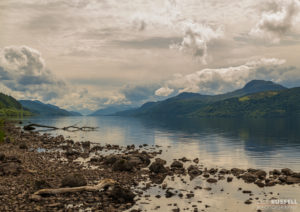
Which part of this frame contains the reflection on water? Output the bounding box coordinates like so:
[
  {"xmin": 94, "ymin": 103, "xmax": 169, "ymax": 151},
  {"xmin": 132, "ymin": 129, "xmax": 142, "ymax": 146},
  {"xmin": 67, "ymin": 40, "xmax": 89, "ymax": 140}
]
[{"xmin": 17, "ymin": 116, "xmax": 300, "ymax": 171}]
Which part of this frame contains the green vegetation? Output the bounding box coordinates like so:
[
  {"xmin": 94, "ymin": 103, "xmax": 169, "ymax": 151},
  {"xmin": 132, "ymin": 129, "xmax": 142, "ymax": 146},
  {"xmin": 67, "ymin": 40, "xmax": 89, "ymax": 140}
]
[
  {"xmin": 192, "ymin": 88, "xmax": 300, "ymax": 118},
  {"xmin": 0, "ymin": 93, "xmax": 32, "ymax": 117}
]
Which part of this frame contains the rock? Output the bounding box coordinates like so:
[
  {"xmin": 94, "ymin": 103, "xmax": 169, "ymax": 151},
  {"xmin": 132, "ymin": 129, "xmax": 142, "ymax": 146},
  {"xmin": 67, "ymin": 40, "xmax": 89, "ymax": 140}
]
[
  {"xmin": 0, "ymin": 153, "xmax": 5, "ymax": 161},
  {"xmin": 165, "ymin": 189, "xmax": 175, "ymax": 198},
  {"xmin": 0, "ymin": 162, "xmax": 22, "ymax": 176},
  {"xmin": 19, "ymin": 143, "xmax": 28, "ymax": 150},
  {"xmin": 209, "ymin": 168, "xmax": 218, "ymax": 175},
  {"xmin": 170, "ymin": 161, "xmax": 183, "ymax": 169},
  {"xmin": 270, "ymin": 169, "xmax": 281, "ymax": 175},
  {"xmin": 186, "ymin": 193, "xmax": 194, "ymax": 198},
  {"xmin": 207, "ymin": 178, "xmax": 217, "ymax": 183},
  {"xmin": 203, "ymin": 173, "xmax": 210, "ymax": 178},
  {"xmin": 265, "ymin": 180, "xmax": 277, "ymax": 186},
  {"xmin": 231, "ymin": 168, "xmax": 246, "ymax": 176},
  {"xmin": 187, "ymin": 165, "xmax": 202, "ymax": 179},
  {"xmin": 34, "ymin": 180, "xmax": 51, "ymax": 190},
  {"xmin": 112, "ymin": 159, "xmax": 134, "ymax": 172},
  {"xmin": 65, "ymin": 149, "xmax": 80, "ymax": 158},
  {"xmin": 286, "ymin": 176, "xmax": 300, "ymax": 184},
  {"xmin": 241, "ymin": 173, "xmax": 257, "ymax": 183},
  {"xmin": 242, "ymin": 190, "xmax": 252, "ymax": 194},
  {"xmin": 254, "ymin": 170, "xmax": 267, "ymax": 180},
  {"xmin": 23, "ymin": 125, "xmax": 35, "ymax": 131},
  {"xmin": 107, "ymin": 185, "xmax": 135, "ymax": 203},
  {"xmin": 104, "ymin": 155, "xmax": 120, "ymax": 165},
  {"xmin": 179, "ymin": 157, "xmax": 190, "ymax": 162},
  {"xmin": 227, "ymin": 177, "xmax": 233, "ymax": 182},
  {"xmin": 219, "ymin": 169, "xmax": 230, "ymax": 175},
  {"xmin": 127, "ymin": 156, "xmax": 143, "ymax": 166},
  {"xmin": 149, "ymin": 160, "xmax": 167, "ymax": 174},
  {"xmin": 281, "ymin": 168, "xmax": 293, "ymax": 176},
  {"xmin": 244, "ymin": 199, "xmax": 252, "ymax": 204},
  {"xmin": 193, "ymin": 158, "xmax": 199, "ymax": 164},
  {"xmin": 254, "ymin": 180, "xmax": 265, "ymax": 187},
  {"xmin": 61, "ymin": 173, "xmax": 87, "ymax": 187},
  {"xmin": 150, "ymin": 173, "xmax": 167, "ymax": 184}
]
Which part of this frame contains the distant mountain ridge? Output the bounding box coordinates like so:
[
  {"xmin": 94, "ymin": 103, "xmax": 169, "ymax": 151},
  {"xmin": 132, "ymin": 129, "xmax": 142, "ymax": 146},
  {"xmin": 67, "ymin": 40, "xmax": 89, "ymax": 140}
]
[
  {"xmin": 20, "ymin": 100, "xmax": 82, "ymax": 117},
  {"xmin": 115, "ymin": 80, "xmax": 288, "ymax": 117},
  {"xmin": 89, "ymin": 105, "xmax": 134, "ymax": 116}
]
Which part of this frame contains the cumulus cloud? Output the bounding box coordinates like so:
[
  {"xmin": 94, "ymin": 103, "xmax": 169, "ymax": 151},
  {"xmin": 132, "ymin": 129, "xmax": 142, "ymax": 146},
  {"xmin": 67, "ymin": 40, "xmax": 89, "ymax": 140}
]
[
  {"xmin": 170, "ymin": 21, "xmax": 224, "ymax": 63},
  {"xmin": 250, "ymin": 0, "xmax": 300, "ymax": 43},
  {"xmin": 0, "ymin": 45, "xmax": 111, "ymax": 111},
  {"xmin": 155, "ymin": 87, "xmax": 174, "ymax": 96},
  {"xmin": 0, "ymin": 46, "xmax": 66, "ymax": 100},
  {"xmin": 154, "ymin": 57, "xmax": 298, "ymax": 96}
]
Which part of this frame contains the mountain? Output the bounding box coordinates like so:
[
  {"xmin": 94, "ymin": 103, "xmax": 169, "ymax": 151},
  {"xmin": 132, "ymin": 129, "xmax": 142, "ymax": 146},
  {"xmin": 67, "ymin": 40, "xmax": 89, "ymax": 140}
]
[
  {"xmin": 192, "ymin": 87, "xmax": 300, "ymax": 118},
  {"xmin": 115, "ymin": 80, "xmax": 287, "ymax": 117},
  {"xmin": 90, "ymin": 105, "xmax": 134, "ymax": 116},
  {"xmin": 0, "ymin": 93, "xmax": 31, "ymax": 116},
  {"xmin": 19, "ymin": 100, "xmax": 81, "ymax": 116}
]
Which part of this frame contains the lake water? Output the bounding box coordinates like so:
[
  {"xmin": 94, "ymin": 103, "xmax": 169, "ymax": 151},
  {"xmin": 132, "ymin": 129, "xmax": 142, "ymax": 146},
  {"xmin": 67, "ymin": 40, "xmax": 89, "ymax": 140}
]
[
  {"xmin": 18, "ymin": 116, "xmax": 300, "ymax": 172},
  {"xmin": 15, "ymin": 116, "xmax": 300, "ymax": 211}
]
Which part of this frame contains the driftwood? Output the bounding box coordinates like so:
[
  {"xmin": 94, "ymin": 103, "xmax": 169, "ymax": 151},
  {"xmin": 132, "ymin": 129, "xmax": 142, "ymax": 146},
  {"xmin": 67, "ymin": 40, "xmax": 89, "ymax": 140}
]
[
  {"xmin": 23, "ymin": 123, "xmax": 97, "ymax": 132},
  {"xmin": 32, "ymin": 179, "xmax": 116, "ymax": 199}
]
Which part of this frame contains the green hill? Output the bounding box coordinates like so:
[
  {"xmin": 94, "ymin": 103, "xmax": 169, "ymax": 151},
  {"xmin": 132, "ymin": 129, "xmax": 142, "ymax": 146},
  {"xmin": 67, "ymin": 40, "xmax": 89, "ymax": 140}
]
[
  {"xmin": 0, "ymin": 93, "xmax": 31, "ymax": 117},
  {"xmin": 191, "ymin": 87, "xmax": 300, "ymax": 118},
  {"xmin": 116, "ymin": 80, "xmax": 287, "ymax": 117}
]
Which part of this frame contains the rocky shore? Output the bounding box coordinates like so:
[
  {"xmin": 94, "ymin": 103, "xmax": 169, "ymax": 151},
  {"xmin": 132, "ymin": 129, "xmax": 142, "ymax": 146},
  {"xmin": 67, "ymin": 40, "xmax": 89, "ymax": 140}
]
[{"xmin": 0, "ymin": 121, "xmax": 299, "ymax": 211}]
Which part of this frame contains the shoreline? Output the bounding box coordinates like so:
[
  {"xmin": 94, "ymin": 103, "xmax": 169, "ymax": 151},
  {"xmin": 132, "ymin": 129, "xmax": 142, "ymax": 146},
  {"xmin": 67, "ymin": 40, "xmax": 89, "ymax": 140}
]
[{"xmin": 0, "ymin": 121, "xmax": 299, "ymax": 211}]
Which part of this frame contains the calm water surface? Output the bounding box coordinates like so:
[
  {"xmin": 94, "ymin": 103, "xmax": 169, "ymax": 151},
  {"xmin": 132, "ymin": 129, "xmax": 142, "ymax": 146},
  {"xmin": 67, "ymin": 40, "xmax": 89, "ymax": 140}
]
[{"xmin": 18, "ymin": 116, "xmax": 300, "ymax": 171}]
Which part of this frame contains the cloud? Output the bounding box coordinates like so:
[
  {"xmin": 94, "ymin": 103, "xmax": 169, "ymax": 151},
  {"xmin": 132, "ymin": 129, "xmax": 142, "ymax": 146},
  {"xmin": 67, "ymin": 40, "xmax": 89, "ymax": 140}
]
[
  {"xmin": 0, "ymin": 45, "xmax": 108, "ymax": 111},
  {"xmin": 170, "ymin": 21, "xmax": 224, "ymax": 64},
  {"xmin": 155, "ymin": 87, "xmax": 174, "ymax": 96},
  {"xmin": 154, "ymin": 57, "xmax": 298, "ymax": 96},
  {"xmin": 0, "ymin": 46, "xmax": 66, "ymax": 99},
  {"xmin": 121, "ymin": 84, "xmax": 162, "ymax": 104},
  {"xmin": 250, "ymin": 0, "xmax": 300, "ymax": 43}
]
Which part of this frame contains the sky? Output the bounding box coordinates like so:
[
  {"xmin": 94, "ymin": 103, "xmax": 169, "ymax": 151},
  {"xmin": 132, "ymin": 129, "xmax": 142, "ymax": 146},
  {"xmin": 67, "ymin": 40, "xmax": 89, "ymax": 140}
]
[{"xmin": 0, "ymin": 0, "xmax": 300, "ymax": 114}]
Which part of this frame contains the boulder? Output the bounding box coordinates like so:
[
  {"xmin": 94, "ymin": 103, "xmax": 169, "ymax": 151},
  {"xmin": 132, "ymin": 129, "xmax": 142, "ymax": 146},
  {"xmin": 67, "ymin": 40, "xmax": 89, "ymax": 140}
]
[
  {"xmin": 0, "ymin": 153, "xmax": 5, "ymax": 161},
  {"xmin": 187, "ymin": 165, "xmax": 202, "ymax": 179},
  {"xmin": 207, "ymin": 178, "xmax": 217, "ymax": 183},
  {"xmin": 241, "ymin": 173, "xmax": 257, "ymax": 183},
  {"xmin": 112, "ymin": 159, "xmax": 134, "ymax": 172},
  {"xmin": 0, "ymin": 162, "xmax": 22, "ymax": 176},
  {"xmin": 281, "ymin": 168, "xmax": 293, "ymax": 176},
  {"xmin": 107, "ymin": 185, "xmax": 135, "ymax": 203},
  {"xmin": 170, "ymin": 161, "xmax": 183, "ymax": 169},
  {"xmin": 61, "ymin": 173, "xmax": 87, "ymax": 187},
  {"xmin": 231, "ymin": 168, "xmax": 246, "ymax": 176},
  {"xmin": 149, "ymin": 160, "xmax": 167, "ymax": 174}
]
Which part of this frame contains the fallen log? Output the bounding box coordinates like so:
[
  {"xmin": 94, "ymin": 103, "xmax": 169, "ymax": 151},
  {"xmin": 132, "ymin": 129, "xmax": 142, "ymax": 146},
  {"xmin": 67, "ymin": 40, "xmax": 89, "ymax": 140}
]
[
  {"xmin": 32, "ymin": 179, "xmax": 116, "ymax": 198},
  {"xmin": 23, "ymin": 123, "xmax": 97, "ymax": 132}
]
